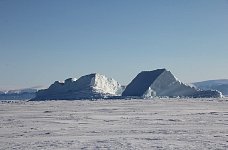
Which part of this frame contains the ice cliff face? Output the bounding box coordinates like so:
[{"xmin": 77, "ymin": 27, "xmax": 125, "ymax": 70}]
[
  {"xmin": 33, "ymin": 74, "xmax": 122, "ymax": 100},
  {"xmin": 90, "ymin": 74, "xmax": 122, "ymax": 95},
  {"xmin": 122, "ymin": 69, "xmax": 222, "ymax": 98}
]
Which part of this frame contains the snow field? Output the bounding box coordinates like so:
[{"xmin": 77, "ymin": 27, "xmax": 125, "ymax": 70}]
[{"xmin": 0, "ymin": 98, "xmax": 228, "ymax": 149}]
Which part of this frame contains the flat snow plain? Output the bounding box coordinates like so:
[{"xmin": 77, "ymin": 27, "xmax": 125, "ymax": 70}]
[{"xmin": 0, "ymin": 98, "xmax": 228, "ymax": 150}]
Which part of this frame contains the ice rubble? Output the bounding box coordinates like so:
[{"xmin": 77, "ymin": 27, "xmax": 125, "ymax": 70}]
[
  {"xmin": 122, "ymin": 69, "xmax": 222, "ymax": 98},
  {"xmin": 33, "ymin": 74, "xmax": 122, "ymax": 100}
]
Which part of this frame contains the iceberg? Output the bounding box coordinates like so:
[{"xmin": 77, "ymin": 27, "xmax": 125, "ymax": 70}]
[
  {"xmin": 33, "ymin": 73, "xmax": 122, "ymax": 100},
  {"xmin": 32, "ymin": 69, "xmax": 223, "ymax": 100},
  {"xmin": 122, "ymin": 69, "xmax": 222, "ymax": 98}
]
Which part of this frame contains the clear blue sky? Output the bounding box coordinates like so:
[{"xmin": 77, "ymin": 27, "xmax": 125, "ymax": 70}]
[{"xmin": 0, "ymin": 0, "xmax": 228, "ymax": 90}]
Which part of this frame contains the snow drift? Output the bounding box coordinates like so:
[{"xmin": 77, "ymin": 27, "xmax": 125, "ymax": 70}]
[
  {"xmin": 122, "ymin": 69, "xmax": 222, "ymax": 98},
  {"xmin": 33, "ymin": 74, "xmax": 122, "ymax": 100}
]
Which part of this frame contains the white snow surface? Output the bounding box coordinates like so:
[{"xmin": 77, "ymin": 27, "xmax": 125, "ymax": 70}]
[{"xmin": 0, "ymin": 98, "xmax": 228, "ymax": 149}]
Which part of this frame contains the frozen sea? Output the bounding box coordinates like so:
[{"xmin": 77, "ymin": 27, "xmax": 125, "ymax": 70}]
[{"xmin": 0, "ymin": 98, "xmax": 228, "ymax": 150}]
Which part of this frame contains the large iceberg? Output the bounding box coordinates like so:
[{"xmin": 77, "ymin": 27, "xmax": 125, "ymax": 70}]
[
  {"xmin": 32, "ymin": 69, "xmax": 223, "ymax": 100},
  {"xmin": 122, "ymin": 69, "xmax": 222, "ymax": 98},
  {"xmin": 33, "ymin": 73, "xmax": 122, "ymax": 100}
]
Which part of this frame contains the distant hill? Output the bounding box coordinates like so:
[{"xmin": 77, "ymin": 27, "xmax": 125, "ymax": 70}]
[
  {"xmin": 193, "ymin": 79, "xmax": 228, "ymax": 96},
  {"xmin": 0, "ymin": 88, "xmax": 39, "ymax": 100}
]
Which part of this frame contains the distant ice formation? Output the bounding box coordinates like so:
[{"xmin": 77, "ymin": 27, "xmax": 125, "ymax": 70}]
[
  {"xmin": 193, "ymin": 79, "xmax": 228, "ymax": 96},
  {"xmin": 122, "ymin": 69, "xmax": 222, "ymax": 98},
  {"xmin": 0, "ymin": 88, "xmax": 38, "ymax": 100},
  {"xmin": 33, "ymin": 73, "xmax": 122, "ymax": 100}
]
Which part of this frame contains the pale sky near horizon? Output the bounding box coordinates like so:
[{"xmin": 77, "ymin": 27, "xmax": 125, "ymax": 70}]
[{"xmin": 0, "ymin": 0, "xmax": 228, "ymax": 90}]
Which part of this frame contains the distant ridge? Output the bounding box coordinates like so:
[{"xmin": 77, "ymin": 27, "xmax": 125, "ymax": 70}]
[
  {"xmin": 193, "ymin": 79, "xmax": 228, "ymax": 96},
  {"xmin": 0, "ymin": 88, "xmax": 38, "ymax": 100}
]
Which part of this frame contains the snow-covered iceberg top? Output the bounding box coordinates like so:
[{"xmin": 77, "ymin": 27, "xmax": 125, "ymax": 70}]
[
  {"xmin": 33, "ymin": 73, "xmax": 122, "ymax": 100},
  {"xmin": 91, "ymin": 73, "xmax": 122, "ymax": 95}
]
